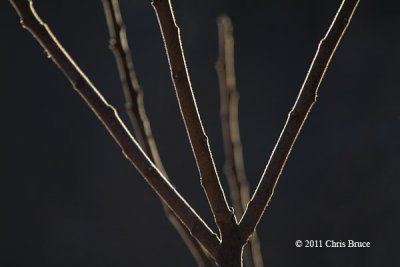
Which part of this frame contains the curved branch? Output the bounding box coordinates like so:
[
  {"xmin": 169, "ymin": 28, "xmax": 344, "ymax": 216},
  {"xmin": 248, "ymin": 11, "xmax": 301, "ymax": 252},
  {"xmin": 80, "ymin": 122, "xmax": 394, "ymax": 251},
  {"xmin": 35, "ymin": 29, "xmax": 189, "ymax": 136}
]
[
  {"xmin": 9, "ymin": 0, "xmax": 220, "ymax": 259},
  {"xmin": 239, "ymin": 0, "xmax": 360, "ymax": 242}
]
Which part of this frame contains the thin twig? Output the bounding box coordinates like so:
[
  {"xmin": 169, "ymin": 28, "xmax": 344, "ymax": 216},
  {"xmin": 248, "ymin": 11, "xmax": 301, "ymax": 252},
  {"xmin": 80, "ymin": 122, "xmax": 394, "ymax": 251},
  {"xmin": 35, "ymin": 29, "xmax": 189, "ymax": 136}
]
[
  {"xmin": 216, "ymin": 15, "xmax": 248, "ymax": 219},
  {"xmin": 101, "ymin": 1, "xmax": 212, "ymax": 266},
  {"xmin": 9, "ymin": 0, "xmax": 220, "ymax": 259},
  {"xmin": 215, "ymin": 15, "xmax": 264, "ymax": 267},
  {"xmin": 239, "ymin": 0, "xmax": 360, "ymax": 242},
  {"xmin": 102, "ymin": 0, "xmax": 164, "ymax": 172},
  {"xmin": 151, "ymin": 0, "xmax": 235, "ymax": 237}
]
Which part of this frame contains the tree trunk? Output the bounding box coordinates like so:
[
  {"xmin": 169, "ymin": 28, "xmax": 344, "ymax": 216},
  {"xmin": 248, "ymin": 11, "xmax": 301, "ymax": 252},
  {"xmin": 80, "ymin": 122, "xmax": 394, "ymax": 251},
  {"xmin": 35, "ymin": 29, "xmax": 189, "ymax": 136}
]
[{"xmin": 218, "ymin": 240, "xmax": 243, "ymax": 267}]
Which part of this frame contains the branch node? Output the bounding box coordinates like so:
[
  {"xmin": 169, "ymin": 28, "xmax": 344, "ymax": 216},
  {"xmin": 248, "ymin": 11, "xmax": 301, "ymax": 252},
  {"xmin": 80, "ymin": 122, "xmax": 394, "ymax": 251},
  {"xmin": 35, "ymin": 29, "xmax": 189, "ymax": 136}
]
[{"xmin": 173, "ymin": 71, "xmax": 183, "ymax": 80}]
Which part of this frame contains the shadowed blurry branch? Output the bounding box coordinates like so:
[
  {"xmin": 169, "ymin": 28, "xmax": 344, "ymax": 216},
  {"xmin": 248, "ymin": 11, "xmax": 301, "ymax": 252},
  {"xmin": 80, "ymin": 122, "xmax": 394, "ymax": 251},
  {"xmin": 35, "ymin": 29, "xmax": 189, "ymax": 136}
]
[
  {"xmin": 239, "ymin": 0, "xmax": 360, "ymax": 242},
  {"xmin": 102, "ymin": 0, "xmax": 163, "ymax": 172},
  {"xmin": 216, "ymin": 15, "xmax": 247, "ymax": 221},
  {"xmin": 151, "ymin": 0, "xmax": 236, "ymax": 238},
  {"xmin": 215, "ymin": 15, "xmax": 264, "ymax": 267},
  {"xmin": 101, "ymin": 1, "xmax": 211, "ymax": 266},
  {"xmin": 9, "ymin": 0, "xmax": 220, "ymax": 259}
]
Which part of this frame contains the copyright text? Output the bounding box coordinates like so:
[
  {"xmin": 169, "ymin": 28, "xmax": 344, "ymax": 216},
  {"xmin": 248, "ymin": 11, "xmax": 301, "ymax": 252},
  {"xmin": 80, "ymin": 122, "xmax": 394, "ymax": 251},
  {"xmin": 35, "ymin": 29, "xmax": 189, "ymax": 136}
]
[{"xmin": 295, "ymin": 240, "xmax": 371, "ymax": 248}]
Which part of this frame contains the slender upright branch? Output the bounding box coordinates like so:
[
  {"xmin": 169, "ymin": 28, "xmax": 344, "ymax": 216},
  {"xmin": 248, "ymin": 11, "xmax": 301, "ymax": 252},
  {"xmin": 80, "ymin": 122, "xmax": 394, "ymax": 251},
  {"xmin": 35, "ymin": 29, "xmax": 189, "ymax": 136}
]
[
  {"xmin": 216, "ymin": 15, "xmax": 248, "ymax": 219},
  {"xmin": 101, "ymin": 1, "xmax": 211, "ymax": 266},
  {"xmin": 215, "ymin": 15, "xmax": 264, "ymax": 267},
  {"xmin": 9, "ymin": 0, "xmax": 220, "ymax": 258},
  {"xmin": 239, "ymin": 0, "xmax": 360, "ymax": 242},
  {"xmin": 102, "ymin": 0, "xmax": 164, "ymax": 173},
  {"xmin": 151, "ymin": 0, "xmax": 235, "ymax": 236}
]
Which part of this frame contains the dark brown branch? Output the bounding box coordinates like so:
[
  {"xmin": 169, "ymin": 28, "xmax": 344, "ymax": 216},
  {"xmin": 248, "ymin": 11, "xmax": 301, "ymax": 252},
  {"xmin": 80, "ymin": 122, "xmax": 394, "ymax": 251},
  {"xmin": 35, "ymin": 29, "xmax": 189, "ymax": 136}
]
[
  {"xmin": 9, "ymin": 0, "xmax": 220, "ymax": 259},
  {"xmin": 151, "ymin": 0, "xmax": 235, "ymax": 236},
  {"xmin": 101, "ymin": 1, "xmax": 212, "ymax": 266},
  {"xmin": 215, "ymin": 15, "xmax": 264, "ymax": 267},
  {"xmin": 239, "ymin": 0, "xmax": 360, "ymax": 242}
]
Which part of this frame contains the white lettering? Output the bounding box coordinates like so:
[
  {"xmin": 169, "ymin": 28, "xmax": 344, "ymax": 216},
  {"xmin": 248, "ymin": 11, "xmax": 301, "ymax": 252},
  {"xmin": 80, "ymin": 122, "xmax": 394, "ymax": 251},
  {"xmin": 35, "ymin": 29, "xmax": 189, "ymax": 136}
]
[
  {"xmin": 325, "ymin": 240, "xmax": 346, "ymax": 247},
  {"xmin": 347, "ymin": 240, "xmax": 371, "ymax": 247}
]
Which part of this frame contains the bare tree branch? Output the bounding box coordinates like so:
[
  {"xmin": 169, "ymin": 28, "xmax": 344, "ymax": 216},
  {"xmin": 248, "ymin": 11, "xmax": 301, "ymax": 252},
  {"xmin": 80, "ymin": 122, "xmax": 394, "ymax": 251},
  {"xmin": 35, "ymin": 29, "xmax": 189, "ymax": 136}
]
[
  {"xmin": 9, "ymin": 0, "xmax": 360, "ymax": 265},
  {"xmin": 9, "ymin": 0, "xmax": 220, "ymax": 258},
  {"xmin": 215, "ymin": 15, "xmax": 264, "ymax": 267},
  {"xmin": 216, "ymin": 15, "xmax": 248, "ymax": 219},
  {"xmin": 102, "ymin": 0, "xmax": 164, "ymax": 172},
  {"xmin": 101, "ymin": 1, "xmax": 212, "ymax": 266},
  {"xmin": 151, "ymin": 0, "xmax": 235, "ymax": 236},
  {"xmin": 239, "ymin": 0, "xmax": 360, "ymax": 242}
]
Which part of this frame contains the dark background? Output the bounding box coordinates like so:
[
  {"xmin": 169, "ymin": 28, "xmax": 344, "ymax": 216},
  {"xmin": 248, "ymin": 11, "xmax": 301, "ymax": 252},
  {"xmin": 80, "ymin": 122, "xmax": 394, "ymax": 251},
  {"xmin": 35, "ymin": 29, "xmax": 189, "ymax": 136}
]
[{"xmin": 1, "ymin": 0, "xmax": 399, "ymax": 266}]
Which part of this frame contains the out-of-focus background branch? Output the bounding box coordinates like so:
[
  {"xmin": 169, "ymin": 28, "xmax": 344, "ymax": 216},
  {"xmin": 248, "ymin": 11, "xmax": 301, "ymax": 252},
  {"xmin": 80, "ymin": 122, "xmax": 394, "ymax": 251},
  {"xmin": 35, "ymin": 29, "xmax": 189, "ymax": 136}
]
[{"xmin": 1, "ymin": 0, "xmax": 399, "ymax": 266}]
